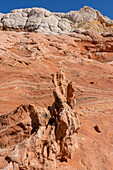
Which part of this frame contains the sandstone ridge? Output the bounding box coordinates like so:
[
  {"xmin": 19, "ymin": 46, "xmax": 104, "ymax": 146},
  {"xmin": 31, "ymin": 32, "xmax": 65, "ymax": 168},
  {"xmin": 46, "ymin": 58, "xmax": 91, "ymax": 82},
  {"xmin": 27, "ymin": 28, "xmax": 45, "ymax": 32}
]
[{"xmin": 0, "ymin": 6, "xmax": 113, "ymax": 33}]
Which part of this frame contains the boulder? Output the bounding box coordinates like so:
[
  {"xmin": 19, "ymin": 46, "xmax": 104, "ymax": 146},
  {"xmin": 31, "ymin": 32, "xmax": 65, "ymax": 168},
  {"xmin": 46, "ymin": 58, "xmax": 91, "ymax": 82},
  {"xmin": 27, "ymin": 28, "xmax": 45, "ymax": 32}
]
[{"xmin": 2, "ymin": 12, "xmax": 27, "ymax": 30}]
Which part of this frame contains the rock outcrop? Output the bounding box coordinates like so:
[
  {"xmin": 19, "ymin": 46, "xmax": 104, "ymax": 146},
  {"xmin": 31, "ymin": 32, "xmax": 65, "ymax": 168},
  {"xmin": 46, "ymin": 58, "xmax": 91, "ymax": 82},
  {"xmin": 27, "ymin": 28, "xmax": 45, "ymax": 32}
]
[
  {"xmin": 0, "ymin": 27, "xmax": 113, "ymax": 169},
  {"xmin": 0, "ymin": 6, "xmax": 113, "ymax": 33},
  {"xmin": 0, "ymin": 70, "xmax": 80, "ymax": 169}
]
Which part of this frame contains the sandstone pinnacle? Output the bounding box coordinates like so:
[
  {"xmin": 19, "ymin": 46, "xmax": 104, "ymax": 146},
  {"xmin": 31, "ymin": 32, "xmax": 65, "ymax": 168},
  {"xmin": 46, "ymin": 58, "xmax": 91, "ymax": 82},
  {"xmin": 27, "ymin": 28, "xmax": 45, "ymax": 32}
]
[{"xmin": 0, "ymin": 70, "xmax": 80, "ymax": 169}]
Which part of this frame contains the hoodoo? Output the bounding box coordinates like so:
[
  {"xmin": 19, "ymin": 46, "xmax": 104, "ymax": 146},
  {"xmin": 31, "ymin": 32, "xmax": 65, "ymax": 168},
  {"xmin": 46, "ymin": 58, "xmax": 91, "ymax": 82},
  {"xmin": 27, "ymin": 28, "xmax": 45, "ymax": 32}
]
[{"xmin": 0, "ymin": 70, "xmax": 80, "ymax": 169}]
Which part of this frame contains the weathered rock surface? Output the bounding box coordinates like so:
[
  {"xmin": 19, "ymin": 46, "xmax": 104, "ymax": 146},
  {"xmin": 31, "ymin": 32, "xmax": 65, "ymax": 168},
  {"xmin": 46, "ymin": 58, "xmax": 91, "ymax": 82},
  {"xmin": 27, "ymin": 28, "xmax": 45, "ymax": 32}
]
[
  {"xmin": 0, "ymin": 30, "xmax": 113, "ymax": 169},
  {"xmin": 0, "ymin": 6, "xmax": 113, "ymax": 33},
  {"xmin": 0, "ymin": 70, "xmax": 80, "ymax": 169}
]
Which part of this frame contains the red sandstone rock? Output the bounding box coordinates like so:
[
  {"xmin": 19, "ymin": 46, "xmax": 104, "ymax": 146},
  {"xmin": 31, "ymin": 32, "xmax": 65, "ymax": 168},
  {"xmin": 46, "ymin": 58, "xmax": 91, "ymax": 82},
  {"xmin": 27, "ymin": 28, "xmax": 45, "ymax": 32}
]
[
  {"xmin": 67, "ymin": 82, "xmax": 76, "ymax": 109},
  {"xmin": 0, "ymin": 30, "xmax": 113, "ymax": 170}
]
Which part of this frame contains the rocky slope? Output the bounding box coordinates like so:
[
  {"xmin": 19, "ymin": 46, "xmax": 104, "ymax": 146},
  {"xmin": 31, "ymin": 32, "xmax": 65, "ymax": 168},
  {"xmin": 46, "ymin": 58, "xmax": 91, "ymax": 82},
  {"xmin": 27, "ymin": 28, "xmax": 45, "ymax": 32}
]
[
  {"xmin": 0, "ymin": 6, "xmax": 113, "ymax": 33},
  {"xmin": 0, "ymin": 6, "xmax": 113, "ymax": 170},
  {"xmin": 0, "ymin": 29, "xmax": 113, "ymax": 169}
]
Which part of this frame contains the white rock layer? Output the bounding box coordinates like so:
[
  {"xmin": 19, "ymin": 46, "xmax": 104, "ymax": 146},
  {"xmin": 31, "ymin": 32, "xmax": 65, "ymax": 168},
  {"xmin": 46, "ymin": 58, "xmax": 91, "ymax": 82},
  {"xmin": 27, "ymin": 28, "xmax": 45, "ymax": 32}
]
[{"xmin": 0, "ymin": 6, "xmax": 113, "ymax": 33}]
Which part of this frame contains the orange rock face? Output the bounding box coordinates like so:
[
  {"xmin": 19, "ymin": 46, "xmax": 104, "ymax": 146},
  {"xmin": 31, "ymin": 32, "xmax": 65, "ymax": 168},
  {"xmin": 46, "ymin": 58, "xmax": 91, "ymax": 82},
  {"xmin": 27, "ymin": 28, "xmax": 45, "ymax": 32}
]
[{"xmin": 0, "ymin": 30, "xmax": 113, "ymax": 169}]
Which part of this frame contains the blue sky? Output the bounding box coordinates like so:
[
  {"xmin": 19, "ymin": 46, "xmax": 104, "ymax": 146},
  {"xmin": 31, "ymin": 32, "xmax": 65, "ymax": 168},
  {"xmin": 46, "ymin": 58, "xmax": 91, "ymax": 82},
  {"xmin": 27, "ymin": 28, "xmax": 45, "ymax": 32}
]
[{"xmin": 0, "ymin": 0, "xmax": 113, "ymax": 19}]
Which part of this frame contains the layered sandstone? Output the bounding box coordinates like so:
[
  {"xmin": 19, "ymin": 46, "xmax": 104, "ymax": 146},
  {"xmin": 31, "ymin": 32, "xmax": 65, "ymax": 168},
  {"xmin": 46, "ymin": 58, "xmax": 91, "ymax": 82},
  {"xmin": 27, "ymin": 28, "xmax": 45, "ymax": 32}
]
[
  {"xmin": 0, "ymin": 30, "xmax": 113, "ymax": 114},
  {"xmin": 0, "ymin": 6, "xmax": 113, "ymax": 33}
]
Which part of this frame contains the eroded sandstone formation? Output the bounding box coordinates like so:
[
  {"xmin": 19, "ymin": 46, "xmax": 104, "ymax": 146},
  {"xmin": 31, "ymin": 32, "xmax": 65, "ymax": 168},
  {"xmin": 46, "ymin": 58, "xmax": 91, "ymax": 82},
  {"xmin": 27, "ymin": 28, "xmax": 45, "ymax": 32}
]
[
  {"xmin": 0, "ymin": 15, "xmax": 113, "ymax": 169},
  {"xmin": 0, "ymin": 70, "xmax": 80, "ymax": 169},
  {"xmin": 0, "ymin": 6, "xmax": 113, "ymax": 33}
]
